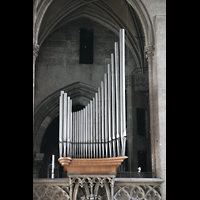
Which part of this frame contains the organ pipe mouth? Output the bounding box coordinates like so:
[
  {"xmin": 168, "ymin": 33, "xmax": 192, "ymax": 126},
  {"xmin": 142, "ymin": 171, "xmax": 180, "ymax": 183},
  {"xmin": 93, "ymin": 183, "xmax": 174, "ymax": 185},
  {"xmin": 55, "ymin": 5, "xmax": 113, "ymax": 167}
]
[{"xmin": 58, "ymin": 29, "xmax": 127, "ymax": 160}]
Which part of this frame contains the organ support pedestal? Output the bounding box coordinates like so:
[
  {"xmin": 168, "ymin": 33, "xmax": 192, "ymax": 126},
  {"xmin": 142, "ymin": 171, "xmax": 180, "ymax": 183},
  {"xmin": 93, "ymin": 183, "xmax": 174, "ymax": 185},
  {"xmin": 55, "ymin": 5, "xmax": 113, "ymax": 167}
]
[{"xmin": 58, "ymin": 29, "xmax": 128, "ymax": 179}]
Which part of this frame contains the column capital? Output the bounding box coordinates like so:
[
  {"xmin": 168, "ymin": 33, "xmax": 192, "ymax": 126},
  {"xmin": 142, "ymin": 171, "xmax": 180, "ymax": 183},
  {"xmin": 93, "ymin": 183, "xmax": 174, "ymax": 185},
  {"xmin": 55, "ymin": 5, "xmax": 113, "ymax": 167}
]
[
  {"xmin": 145, "ymin": 45, "xmax": 154, "ymax": 61},
  {"xmin": 33, "ymin": 43, "xmax": 40, "ymax": 59}
]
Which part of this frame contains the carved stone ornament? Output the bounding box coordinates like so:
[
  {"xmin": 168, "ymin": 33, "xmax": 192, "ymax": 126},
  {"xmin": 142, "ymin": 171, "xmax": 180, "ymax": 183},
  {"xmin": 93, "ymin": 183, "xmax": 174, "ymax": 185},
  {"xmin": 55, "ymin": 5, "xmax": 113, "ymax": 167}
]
[
  {"xmin": 33, "ymin": 185, "xmax": 70, "ymax": 200},
  {"xmin": 114, "ymin": 184, "xmax": 161, "ymax": 200},
  {"xmin": 145, "ymin": 45, "xmax": 154, "ymax": 61},
  {"xmin": 69, "ymin": 176, "xmax": 115, "ymax": 200}
]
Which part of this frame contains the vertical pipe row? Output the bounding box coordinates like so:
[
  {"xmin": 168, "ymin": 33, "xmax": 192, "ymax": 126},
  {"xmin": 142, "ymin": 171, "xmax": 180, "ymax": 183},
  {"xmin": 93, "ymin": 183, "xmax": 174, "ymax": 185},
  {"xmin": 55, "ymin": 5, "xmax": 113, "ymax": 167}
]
[
  {"xmin": 59, "ymin": 91, "xmax": 73, "ymax": 158},
  {"xmin": 59, "ymin": 29, "xmax": 126, "ymax": 159}
]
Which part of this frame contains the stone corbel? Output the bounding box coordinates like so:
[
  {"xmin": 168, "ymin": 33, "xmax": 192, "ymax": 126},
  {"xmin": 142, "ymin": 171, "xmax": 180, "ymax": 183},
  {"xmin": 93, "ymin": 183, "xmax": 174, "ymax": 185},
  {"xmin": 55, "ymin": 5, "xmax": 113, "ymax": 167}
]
[{"xmin": 145, "ymin": 45, "xmax": 154, "ymax": 62}]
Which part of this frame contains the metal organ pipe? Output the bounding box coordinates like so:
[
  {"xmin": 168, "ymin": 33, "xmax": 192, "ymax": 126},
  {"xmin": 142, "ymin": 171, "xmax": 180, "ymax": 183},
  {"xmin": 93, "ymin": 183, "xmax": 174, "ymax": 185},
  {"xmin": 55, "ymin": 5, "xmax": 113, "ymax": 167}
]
[
  {"xmin": 90, "ymin": 100, "xmax": 93, "ymax": 158},
  {"xmin": 85, "ymin": 106, "xmax": 88, "ymax": 158},
  {"xmin": 101, "ymin": 81, "xmax": 105, "ymax": 158},
  {"xmin": 111, "ymin": 53, "xmax": 116, "ymax": 157},
  {"xmin": 114, "ymin": 42, "xmax": 120, "ymax": 157},
  {"xmin": 120, "ymin": 29, "xmax": 126, "ymax": 156},
  {"xmin": 95, "ymin": 93, "xmax": 99, "ymax": 158},
  {"xmin": 104, "ymin": 73, "xmax": 108, "ymax": 158},
  {"xmin": 92, "ymin": 97, "xmax": 95, "ymax": 158},
  {"xmin": 83, "ymin": 108, "xmax": 85, "ymax": 158},
  {"xmin": 107, "ymin": 64, "xmax": 112, "ymax": 157},
  {"xmin": 88, "ymin": 103, "xmax": 91, "ymax": 158},
  {"xmin": 63, "ymin": 93, "xmax": 67, "ymax": 157},
  {"xmin": 98, "ymin": 87, "xmax": 101, "ymax": 158},
  {"xmin": 59, "ymin": 91, "xmax": 64, "ymax": 158}
]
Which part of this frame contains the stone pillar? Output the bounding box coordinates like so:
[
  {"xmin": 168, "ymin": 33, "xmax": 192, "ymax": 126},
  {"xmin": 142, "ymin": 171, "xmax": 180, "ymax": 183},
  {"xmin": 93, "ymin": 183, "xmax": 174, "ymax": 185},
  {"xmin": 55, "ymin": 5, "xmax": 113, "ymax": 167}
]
[
  {"xmin": 33, "ymin": 44, "xmax": 39, "ymax": 134},
  {"xmin": 33, "ymin": 153, "xmax": 44, "ymax": 178},
  {"xmin": 144, "ymin": 45, "xmax": 156, "ymax": 177}
]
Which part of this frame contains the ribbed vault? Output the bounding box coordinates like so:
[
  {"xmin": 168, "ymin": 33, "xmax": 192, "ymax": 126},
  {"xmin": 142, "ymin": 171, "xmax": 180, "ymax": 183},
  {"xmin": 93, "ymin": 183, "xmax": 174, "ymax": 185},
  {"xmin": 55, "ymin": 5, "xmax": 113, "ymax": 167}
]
[{"xmin": 38, "ymin": 0, "xmax": 146, "ymax": 69}]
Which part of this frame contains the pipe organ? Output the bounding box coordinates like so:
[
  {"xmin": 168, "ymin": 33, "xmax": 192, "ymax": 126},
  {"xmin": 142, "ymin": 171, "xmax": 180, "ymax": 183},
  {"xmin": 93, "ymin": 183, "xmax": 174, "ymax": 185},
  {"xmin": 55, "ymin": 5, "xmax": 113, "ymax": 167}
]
[{"xmin": 58, "ymin": 29, "xmax": 128, "ymax": 176}]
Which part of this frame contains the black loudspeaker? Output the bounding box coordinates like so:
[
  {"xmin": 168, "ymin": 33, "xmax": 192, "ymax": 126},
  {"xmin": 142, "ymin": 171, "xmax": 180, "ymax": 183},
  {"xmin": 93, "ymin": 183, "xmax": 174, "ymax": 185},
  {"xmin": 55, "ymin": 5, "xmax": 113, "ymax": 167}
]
[{"xmin": 79, "ymin": 28, "xmax": 93, "ymax": 64}]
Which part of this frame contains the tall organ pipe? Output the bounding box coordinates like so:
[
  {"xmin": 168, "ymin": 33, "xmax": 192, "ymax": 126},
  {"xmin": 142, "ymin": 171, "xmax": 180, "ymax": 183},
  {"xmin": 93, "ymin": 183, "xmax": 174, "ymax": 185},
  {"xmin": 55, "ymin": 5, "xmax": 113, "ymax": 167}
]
[
  {"xmin": 85, "ymin": 106, "xmax": 88, "ymax": 158},
  {"xmin": 78, "ymin": 111, "xmax": 81, "ymax": 158},
  {"xmin": 114, "ymin": 42, "xmax": 120, "ymax": 157},
  {"xmin": 98, "ymin": 87, "xmax": 101, "ymax": 158},
  {"xmin": 111, "ymin": 53, "xmax": 116, "ymax": 157},
  {"xmin": 83, "ymin": 108, "xmax": 86, "ymax": 158},
  {"xmin": 63, "ymin": 93, "xmax": 67, "ymax": 157},
  {"xmin": 67, "ymin": 97, "xmax": 70, "ymax": 157},
  {"xmin": 90, "ymin": 100, "xmax": 93, "ymax": 158},
  {"xmin": 104, "ymin": 73, "xmax": 108, "ymax": 158},
  {"xmin": 88, "ymin": 103, "xmax": 91, "ymax": 158},
  {"xmin": 92, "ymin": 97, "xmax": 95, "ymax": 158},
  {"xmin": 59, "ymin": 91, "xmax": 64, "ymax": 158},
  {"xmin": 69, "ymin": 99, "xmax": 72, "ymax": 158},
  {"xmin": 107, "ymin": 64, "xmax": 112, "ymax": 157},
  {"xmin": 119, "ymin": 29, "xmax": 126, "ymax": 156},
  {"xmin": 101, "ymin": 81, "xmax": 105, "ymax": 158},
  {"xmin": 95, "ymin": 93, "xmax": 99, "ymax": 158}
]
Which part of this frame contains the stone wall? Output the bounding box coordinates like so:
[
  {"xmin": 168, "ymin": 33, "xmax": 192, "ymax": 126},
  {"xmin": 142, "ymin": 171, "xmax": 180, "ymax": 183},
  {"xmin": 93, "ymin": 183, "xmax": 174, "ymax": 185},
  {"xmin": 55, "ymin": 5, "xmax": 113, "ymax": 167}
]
[{"xmin": 35, "ymin": 17, "xmax": 136, "ymax": 108}]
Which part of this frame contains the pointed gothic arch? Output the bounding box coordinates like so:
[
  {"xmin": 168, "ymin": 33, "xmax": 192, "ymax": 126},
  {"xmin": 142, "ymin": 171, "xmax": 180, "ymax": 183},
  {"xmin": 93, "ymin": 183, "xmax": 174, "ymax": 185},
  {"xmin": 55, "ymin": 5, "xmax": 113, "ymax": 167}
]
[{"xmin": 33, "ymin": 82, "xmax": 97, "ymax": 153}]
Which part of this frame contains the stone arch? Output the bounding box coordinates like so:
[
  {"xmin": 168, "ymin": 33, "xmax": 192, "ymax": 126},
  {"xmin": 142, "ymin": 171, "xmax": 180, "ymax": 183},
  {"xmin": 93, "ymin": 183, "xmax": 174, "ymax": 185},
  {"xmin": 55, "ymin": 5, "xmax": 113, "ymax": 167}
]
[
  {"xmin": 33, "ymin": 82, "xmax": 97, "ymax": 153},
  {"xmin": 126, "ymin": 0, "xmax": 154, "ymax": 46},
  {"xmin": 38, "ymin": 0, "xmax": 154, "ymax": 50}
]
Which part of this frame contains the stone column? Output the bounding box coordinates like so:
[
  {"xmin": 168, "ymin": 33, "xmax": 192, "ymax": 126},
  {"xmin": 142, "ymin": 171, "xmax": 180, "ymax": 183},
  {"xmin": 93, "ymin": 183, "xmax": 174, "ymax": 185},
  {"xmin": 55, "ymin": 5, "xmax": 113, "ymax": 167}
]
[
  {"xmin": 144, "ymin": 45, "xmax": 155, "ymax": 176},
  {"xmin": 33, "ymin": 44, "xmax": 39, "ymax": 134}
]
